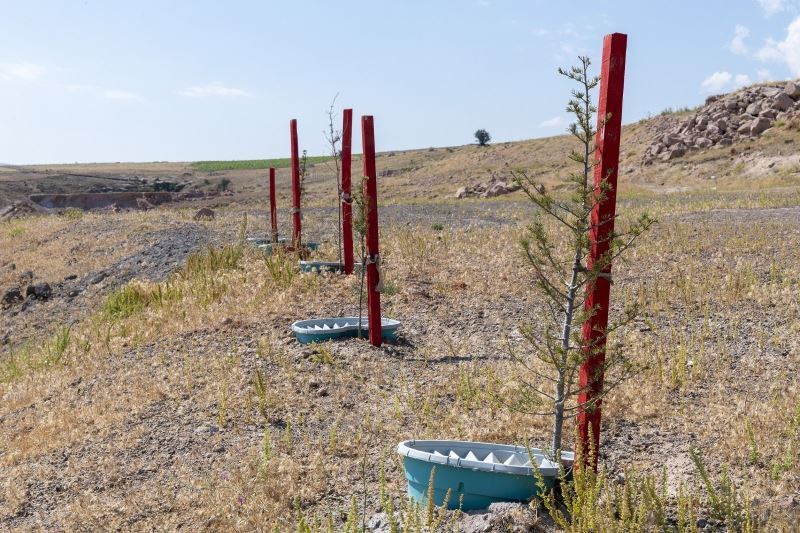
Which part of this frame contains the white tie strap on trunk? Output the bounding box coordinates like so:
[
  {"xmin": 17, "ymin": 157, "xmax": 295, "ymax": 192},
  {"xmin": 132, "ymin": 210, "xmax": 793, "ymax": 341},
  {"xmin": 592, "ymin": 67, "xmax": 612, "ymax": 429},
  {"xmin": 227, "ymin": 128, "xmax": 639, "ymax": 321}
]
[{"xmin": 365, "ymin": 253, "xmax": 384, "ymax": 292}]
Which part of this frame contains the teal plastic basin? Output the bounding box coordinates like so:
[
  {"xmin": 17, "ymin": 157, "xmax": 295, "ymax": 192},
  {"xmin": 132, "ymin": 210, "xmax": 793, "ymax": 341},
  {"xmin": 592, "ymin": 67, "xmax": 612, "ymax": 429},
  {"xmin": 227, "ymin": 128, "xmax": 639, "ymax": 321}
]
[
  {"xmin": 291, "ymin": 317, "xmax": 400, "ymax": 344},
  {"xmin": 397, "ymin": 440, "xmax": 573, "ymax": 510}
]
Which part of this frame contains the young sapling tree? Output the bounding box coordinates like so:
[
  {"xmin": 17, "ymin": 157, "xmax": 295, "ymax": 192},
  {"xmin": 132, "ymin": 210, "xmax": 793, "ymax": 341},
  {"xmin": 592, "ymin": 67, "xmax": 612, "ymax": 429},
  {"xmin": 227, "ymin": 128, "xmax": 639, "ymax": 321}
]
[
  {"xmin": 507, "ymin": 57, "xmax": 654, "ymax": 455},
  {"xmin": 324, "ymin": 94, "xmax": 344, "ymax": 264},
  {"xmin": 352, "ymin": 178, "xmax": 369, "ymax": 338}
]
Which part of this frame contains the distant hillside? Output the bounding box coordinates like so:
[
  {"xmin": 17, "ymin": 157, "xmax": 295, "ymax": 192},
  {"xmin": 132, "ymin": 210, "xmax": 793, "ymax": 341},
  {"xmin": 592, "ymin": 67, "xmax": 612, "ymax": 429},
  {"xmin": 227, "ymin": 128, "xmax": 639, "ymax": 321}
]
[{"xmin": 2, "ymin": 80, "xmax": 799, "ymax": 210}]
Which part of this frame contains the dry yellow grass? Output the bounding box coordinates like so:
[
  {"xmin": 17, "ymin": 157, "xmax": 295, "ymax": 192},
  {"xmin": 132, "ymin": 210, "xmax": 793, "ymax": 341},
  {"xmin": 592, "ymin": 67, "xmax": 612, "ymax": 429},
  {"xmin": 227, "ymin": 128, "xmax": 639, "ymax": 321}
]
[{"xmin": 1, "ymin": 182, "xmax": 799, "ymax": 529}]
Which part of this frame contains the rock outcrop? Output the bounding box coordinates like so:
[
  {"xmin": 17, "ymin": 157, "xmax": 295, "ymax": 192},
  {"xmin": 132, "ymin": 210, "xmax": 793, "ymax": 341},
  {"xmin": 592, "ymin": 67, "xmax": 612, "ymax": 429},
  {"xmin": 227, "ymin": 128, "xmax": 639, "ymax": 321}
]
[
  {"xmin": 455, "ymin": 177, "xmax": 521, "ymax": 199},
  {"xmin": 643, "ymin": 81, "xmax": 800, "ymax": 164}
]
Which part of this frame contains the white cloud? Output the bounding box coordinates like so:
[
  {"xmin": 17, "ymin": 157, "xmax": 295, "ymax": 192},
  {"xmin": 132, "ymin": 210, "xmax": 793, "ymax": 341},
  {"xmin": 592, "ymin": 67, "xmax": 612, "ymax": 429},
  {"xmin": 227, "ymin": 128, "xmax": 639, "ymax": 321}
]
[
  {"xmin": 757, "ymin": 37, "xmax": 785, "ymax": 61},
  {"xmin": 757, "ymin": 68, "xmax": 772, "ymax": 80},
  {"xmin": 178, "ymin": 82, "xmax": 250, "ymax": 97},
  {"xmin": 756, "ymin": 16, "xmax": 800, "ymax": 76},
  {"xmin": 0, "ymin": 60, "xmax": 46, "ymax": 81},
  {"xmin": 734, "ymin": 73, "xmax": 752, "ymax": 87},
  {"xmin": 756, "ymin": 0, "xmax": 785, "ymax": 16},
  {"xmin": 729, "ymin": 25, "xmax": 750, "ymax": 55},
  {"xmin": 700, "ymin": 71, "xmax": 755, "ymax": 93},
  {"xmin": 99, "ymin": 89, "xmax": 142, "ymax": 101},
  {"xmin": 700, "ymin": 71, "xmax": 733, "ymax": 93},
  {"xmin": 539, "ymin": 116, "xmax": 568, "ymax": 128}
]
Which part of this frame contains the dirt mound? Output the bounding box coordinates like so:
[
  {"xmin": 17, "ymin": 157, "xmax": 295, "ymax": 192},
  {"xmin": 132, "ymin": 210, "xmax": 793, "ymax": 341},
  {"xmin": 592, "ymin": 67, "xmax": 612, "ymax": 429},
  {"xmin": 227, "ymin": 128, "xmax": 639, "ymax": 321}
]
[
  {"xmin": 643, "ymin": 80, "xmax": 800, "ymax": 163},
  {"xmin": 29, "ymin": 191, "xmax": 174, "ymax": 211},
  {"xmin": 0, "ymin": 199, "xmax": 51, "ymax": 221}
]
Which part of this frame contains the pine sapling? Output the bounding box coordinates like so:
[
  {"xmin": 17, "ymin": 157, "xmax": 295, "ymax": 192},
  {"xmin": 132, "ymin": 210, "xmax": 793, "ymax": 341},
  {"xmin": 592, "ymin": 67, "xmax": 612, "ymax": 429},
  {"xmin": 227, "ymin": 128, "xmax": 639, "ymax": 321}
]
[{"xmin": 508, "ymin": 56, "xmax": 654, "ymax": 455}]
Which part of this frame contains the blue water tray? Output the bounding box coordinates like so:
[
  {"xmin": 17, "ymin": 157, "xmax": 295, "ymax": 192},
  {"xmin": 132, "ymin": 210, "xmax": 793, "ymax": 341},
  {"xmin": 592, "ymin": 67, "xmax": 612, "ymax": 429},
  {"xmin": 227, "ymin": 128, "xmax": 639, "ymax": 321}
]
[
  {"xmin": 299, "ymin": 261, "xmax": 344, "ymax": 274},
  {"xmin": 250, "ymin": 238, "xmax": 319, "ymax": 255},
  {"xmin": 397, "ymin": 440, "xmax": 574, "ymax": 510},
  {"xmin": 291, "ymin": 316, "xmax": 400, "ymax": 344}
]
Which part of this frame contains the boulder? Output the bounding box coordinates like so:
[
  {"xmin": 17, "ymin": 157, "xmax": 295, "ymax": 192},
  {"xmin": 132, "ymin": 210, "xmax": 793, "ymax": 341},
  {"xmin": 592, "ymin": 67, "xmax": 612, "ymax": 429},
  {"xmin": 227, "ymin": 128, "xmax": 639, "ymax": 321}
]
[
  {"xmin": 665, "ymin": 146, "xmax": 685, "ymax": 160},
  {"xmin": 737, "ymin": 122, "xmax": 753, "ymax": 135},
  {"xmin": 772, "ymin": 92, "xmax": 794, "ymax": 112},
  {"xmin": 662, "ymin": 133, "xmax": 682, "ymax": 147},
  {"xmin": 482, "ymin": 182, "xmax": 507, "ymax": 198},
  {"xmin": 746, "ymin": 102, "xmax": 761, "ymax": 115},
  {"xmin": 695, "ymin": 137, "xmax": 713, "ymax": 149},
  {"xmin": 455, "ymin": 187, "xmax": 468, "ymax": 199},
  {"xmin": 750, "ymin": 117, "xmax": 773, "ymax": 136},
  {"xmin": 785, "ymin": 81, "xmax": 800, "ymax": 99}
]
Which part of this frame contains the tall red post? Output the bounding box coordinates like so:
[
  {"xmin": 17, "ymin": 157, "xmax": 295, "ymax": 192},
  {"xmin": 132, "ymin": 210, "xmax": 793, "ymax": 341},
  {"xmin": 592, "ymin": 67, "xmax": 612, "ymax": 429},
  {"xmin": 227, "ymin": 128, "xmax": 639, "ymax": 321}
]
[
  {"xmin": 268, "ymin": 167, "xmax": 278, "ymax": 243},
  {"xmin": 576, "ymin": 33, "xmax": 628, "ymax": 469},
  {"xmin": 341, "ymin": 109, "xmax": 354, "ymax": 275},
  {"xmin": 290, "ymin": 119, "xmax": 302, "ymax": 248},
  {"xmin": 361, "ymin": 115, "xmax": 382, "ymax": 347}
]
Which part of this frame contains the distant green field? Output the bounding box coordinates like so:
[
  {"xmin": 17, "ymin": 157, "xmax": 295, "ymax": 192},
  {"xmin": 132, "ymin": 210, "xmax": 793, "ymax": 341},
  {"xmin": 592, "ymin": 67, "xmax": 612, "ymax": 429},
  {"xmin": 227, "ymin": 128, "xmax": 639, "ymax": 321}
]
[{"xmin": 191, "ymin": 156, "xmax": 333, "ymax": 172}]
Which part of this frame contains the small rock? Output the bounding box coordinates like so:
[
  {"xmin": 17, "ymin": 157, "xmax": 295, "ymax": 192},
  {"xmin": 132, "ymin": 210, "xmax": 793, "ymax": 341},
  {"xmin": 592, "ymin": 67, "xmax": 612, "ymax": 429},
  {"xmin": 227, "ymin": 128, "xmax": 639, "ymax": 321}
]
[
  {"xmin": 195, "ymin": 425, "xmax": 219, "ymax": 435},
  {"xmin": 194, "ymin": 207, "xmax": 215, "ymax": 220},
  {"xmin": 68, "ymin": 289, "xmax": 80, "ymax": 297},
  {"xmin": 455, "ymin": 186, "xmax": 468, "ymax": 199},
  {"xmin": 1, "ymin": 287, "xmax": 23, "ymax": 307},
  {"xmin": 64, "ymin": 274, "xmax": 78, "ymax": 281},
  {"xmin": 25, "ymin": 282, "xmax": 52, "ymax": 300},
  {"xmin": 90, "ymin": 271, "xmax": 108, "ymax": 285}
]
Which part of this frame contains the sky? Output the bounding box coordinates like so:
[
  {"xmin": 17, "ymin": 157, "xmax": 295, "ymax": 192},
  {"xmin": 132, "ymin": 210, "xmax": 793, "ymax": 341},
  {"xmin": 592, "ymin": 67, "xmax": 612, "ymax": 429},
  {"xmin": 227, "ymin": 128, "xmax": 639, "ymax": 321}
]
[{"xmin": 1, "ymin": 0, "xmax": 799, "ymax": 164}]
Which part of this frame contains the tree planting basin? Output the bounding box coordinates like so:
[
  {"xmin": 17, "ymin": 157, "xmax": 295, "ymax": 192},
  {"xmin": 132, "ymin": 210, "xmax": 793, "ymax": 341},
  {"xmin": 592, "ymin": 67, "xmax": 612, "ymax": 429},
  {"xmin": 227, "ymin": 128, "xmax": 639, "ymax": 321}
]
[
  {"xmin": 397, "ymin": 439, "xmax": 574, "ymax": 510},
  {"xmin": 291, "ymin": 316, "xmax": 400, "ymax": 344},
  {"xmin": 299, "ymin": 260, "xmax": 344, "ymax": 274},
  {"xmin": 249, "ymin": 238, "xmax": 319, "ymax": 255}
]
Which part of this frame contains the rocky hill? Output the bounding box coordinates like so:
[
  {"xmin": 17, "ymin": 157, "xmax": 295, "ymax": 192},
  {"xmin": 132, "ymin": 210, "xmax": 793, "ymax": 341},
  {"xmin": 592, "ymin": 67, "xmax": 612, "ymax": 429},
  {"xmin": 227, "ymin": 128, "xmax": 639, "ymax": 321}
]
[{"xmin": 643, "ymin": 81, "xmax": 800, "ymax": 163}]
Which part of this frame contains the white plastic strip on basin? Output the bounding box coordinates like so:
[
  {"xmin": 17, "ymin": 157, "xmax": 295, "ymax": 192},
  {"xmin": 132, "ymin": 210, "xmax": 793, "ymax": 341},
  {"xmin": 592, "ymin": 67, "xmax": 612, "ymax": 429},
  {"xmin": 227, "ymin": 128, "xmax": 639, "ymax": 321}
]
[
  {"xmin": 292, "ymin": 317, "xmax": 400, "ymax": 335},
  {"xmin": 397, "ymin": 439, "xmax": 571, "ymax": 477}
]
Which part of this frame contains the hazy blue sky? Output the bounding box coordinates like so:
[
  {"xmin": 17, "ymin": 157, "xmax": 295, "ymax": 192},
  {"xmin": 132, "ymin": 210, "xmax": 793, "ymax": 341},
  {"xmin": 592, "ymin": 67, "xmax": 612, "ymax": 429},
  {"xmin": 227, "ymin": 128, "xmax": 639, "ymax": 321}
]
[{"xmin": 1, "ymin": 0, "xmax": 799, "ymax": 164}]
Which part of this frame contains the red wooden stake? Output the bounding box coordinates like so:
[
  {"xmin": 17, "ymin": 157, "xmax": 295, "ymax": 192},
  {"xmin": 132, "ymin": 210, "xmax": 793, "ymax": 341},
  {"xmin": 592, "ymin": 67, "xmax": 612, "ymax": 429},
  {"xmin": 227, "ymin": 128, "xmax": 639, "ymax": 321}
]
[
  {"xmin": 577, "ymin": 33, "xmax": 628, "ymax": 469},
  {"xmin": 290, "ymin": 119, "xmax": 302, "ymax": 248},
  {"xmin": 341, "ymin": 109, "xmax": 354, "ymax": 275},
  {"xmin": 268, "ymin": 167, "xmax": 278, "ymax": 243},
  {"xmin": 361, "ymin": 115, "xmax": 382, "ymax": 347}
]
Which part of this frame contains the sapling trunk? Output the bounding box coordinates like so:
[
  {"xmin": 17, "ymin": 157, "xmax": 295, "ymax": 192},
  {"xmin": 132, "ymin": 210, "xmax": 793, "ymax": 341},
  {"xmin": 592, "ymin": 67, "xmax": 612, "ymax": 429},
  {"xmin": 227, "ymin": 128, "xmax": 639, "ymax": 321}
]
[{"xmin": 552, "ymin": 246, "xmax": 582, "ymax": 454}]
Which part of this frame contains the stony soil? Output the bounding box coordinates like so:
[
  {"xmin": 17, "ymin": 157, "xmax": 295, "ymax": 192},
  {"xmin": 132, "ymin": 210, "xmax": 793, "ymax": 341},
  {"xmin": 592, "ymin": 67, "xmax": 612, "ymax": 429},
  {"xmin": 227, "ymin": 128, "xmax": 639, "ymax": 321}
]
[{"xmin": 1, "ymin": 196, "xmax": 799, "ymax": 530}]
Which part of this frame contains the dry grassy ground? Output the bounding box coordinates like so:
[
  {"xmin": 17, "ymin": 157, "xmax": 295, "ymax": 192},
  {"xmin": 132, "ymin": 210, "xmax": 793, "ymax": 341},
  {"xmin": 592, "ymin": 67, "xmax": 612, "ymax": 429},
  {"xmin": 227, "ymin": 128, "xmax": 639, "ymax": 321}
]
[
  {"xmin": 2, "ymin": 107, "xmax": 800, "ymax": 530},
  {"xmin": 1, "ymin": 181, "xmax": 799, "ymax": 530}
]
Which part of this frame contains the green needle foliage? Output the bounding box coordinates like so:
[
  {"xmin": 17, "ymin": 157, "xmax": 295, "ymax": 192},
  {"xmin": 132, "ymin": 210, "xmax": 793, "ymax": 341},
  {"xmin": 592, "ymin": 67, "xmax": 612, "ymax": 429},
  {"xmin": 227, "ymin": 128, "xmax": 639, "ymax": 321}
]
[{"xmin": 508, "ymin": 56, "xmax": 655, "ymax": 454}]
